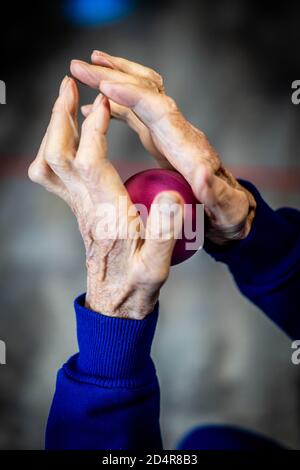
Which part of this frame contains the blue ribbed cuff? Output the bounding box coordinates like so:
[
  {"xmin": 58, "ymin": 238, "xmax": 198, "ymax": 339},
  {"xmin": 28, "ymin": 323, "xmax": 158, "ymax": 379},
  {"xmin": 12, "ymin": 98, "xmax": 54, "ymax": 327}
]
[
  {"xmin": 65, "ymin": 294, "xmax": 159, "ymax": 388},
  {"xmin": 204, "ymin": 179, "xmax": 300, "ymax": 286}
]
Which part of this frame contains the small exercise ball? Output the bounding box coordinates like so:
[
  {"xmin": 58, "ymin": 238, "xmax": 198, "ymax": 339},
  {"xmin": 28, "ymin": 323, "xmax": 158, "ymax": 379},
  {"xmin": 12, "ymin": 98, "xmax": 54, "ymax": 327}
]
[{"xmin": 124, "ymin": 169, "xmax": 201, "ymax": 265}]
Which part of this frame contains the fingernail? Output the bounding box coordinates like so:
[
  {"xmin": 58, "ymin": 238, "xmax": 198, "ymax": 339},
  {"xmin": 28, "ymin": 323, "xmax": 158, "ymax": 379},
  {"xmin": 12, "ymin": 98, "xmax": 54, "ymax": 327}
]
[
  {"xmin": 62, "ymin": 78, "xmax": 75, "ymax": 107},
  {"xmin": 98, "ymin": 57, "xmax": 114, "ymax": 68},
  {"xmin": 92, "ymin": 50, "xmax": 114, "ymax": 68},
  {"xmin": 59, "ymin": 75, "xmax": 69, "ymax": 95},
  {"xmin": 70, "ymin": 59, "xmax": 87, "ymax": 72},
  {"xmin": 71, "ymin": 59, "xmax": 85, "ymax": 65},
  {"xmin": 93, "ymin": 50, "xmax": 109, "ymax": 57}
]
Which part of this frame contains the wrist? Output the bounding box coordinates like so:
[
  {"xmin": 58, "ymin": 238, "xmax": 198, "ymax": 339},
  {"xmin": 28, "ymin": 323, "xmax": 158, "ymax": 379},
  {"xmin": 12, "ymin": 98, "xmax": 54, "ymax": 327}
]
[
  {"xmin": 238, "ymin": 183, "xmax": 257, "ymax": 239},
  {"xmin": 86, "ymin": 271, "xmax": 159, "ymax": 320},
  {"xmin": 205, "ymin": 181, "xmax": 257, "ymax": 245}
]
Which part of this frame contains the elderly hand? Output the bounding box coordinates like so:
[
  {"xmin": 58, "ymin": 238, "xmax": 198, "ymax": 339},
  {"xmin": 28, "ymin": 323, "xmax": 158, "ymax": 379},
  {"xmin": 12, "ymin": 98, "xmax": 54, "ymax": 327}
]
[
  {"xmin": 28, "ymin": 76, "xmax": 183, "ymax": 319},
  {"xmin": 71, "ymin": 51, "xmax": 256, "ymax": 245}
]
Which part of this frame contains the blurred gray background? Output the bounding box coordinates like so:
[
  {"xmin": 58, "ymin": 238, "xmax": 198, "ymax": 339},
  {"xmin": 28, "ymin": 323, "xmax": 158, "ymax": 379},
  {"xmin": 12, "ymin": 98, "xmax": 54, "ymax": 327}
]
[{"xmin": 0, "ymin": 0, "xmax": 300, "ymax": 449}]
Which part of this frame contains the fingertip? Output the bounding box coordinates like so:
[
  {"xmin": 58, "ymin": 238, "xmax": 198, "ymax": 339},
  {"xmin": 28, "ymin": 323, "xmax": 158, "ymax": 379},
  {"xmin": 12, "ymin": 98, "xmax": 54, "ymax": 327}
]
[
  {"xmin": 91, "ymin": 50, "xmax": 114, "ymax": 68},
  {"xmin": 91, "ymin": 49, "xmax": 100, "ymax": 57},
  {"xmin": 70, "ymin": 59, "xmax": 81, "ymax": 77},
  {"xmin": 82, "ymin": 94, "xmax": 110, "ymax": 134},
  {"xmin": 81, "ymin": 104, "xmax": 92, "ymax": 117},
  {"xmin": 92, "ymin": 93, "xmax": 110, "ymax": 113},
  {"xmin": 102, "ymin": 95, "xmax": 111, "ymax": 114},
  {"xmin": 68, "ymin": 76, "xmax": 78, "ymax": 94},
  {"xmin": 146, "ymin": 190, "xmax": 184, "ymax": 246},
  {"xmin": 59, "ymin": 76, "xmax": 78, "ymax": 114},
  {"xmin": 92, "ymin": 93, "xmax": 103, "ymax": 109},
  {"xmin": 155, "ymin": 190, "xmax": 184, "ymax": 208},
  {"xmin": 70, "ymin": 59, "xmax": 100, "ymax": 89},
  {"xmin": 59, "ymin": 75, "xmax": 69, "ymax": 95},
  {"xmin": 91, "ymin": 50, "xmax": 105, "ymax": 59},
  {"xmin": 91, "ymin": 50, "xmax": 99, "ymax": 63},
  {"xmin": 70, "ymin": 58, "xmax": 84, "ymax": 70}
]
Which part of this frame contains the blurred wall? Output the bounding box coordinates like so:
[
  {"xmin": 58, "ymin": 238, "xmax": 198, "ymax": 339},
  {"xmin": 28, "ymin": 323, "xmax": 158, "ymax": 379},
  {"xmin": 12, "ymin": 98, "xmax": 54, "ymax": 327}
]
[{"xmin": 0, "ymin": 0, "xmax": 300, "ymax": 449}]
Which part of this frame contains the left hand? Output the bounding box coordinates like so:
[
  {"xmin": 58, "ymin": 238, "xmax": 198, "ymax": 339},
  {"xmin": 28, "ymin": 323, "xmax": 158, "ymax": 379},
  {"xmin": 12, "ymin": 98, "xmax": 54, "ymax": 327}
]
[{"xmin": 28, "ymin": 76, "xmax": 183, "ymax": 319}]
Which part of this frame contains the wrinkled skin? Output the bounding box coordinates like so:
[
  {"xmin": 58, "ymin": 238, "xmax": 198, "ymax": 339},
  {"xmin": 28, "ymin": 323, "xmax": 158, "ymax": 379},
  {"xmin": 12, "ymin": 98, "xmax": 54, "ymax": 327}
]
[
  {"xmin": 29, "ymin": 53, "xmax": 257, "ymax": 319},
  {"xmin": 74, "ymin": 50, "xmax": 256, "ymax": 244},
  {"xmin": 28, "ymin": 77, "xmax": 184, "ymax": 319}
]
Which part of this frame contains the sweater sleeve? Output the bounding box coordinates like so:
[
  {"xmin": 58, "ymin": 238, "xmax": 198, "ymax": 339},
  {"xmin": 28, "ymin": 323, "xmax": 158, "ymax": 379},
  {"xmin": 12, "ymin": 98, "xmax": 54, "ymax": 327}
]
[
  {"xmin": 204, "ymin": 180, "xmax": 300, "ymax": 339},
  {"xmin": 45, "ymin": 294, "xmax": 162, "ymax": 450}
]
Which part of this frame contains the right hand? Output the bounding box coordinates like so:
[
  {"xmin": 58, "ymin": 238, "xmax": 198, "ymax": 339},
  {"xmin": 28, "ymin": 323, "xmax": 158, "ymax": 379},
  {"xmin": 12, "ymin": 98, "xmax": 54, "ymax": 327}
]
[{"xmin": 71, "ymin": 51, "xmax": 256, "ymax": 245}]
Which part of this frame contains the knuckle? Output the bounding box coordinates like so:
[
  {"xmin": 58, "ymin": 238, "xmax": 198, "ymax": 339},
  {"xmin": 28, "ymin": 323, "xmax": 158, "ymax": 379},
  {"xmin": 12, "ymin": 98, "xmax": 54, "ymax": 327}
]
[
  {"xmin": 163, "ymin": 95, "xmax": 177, "ymax": 113},
  {"xmin": 153, "ymin": 71, "xmax": 164, "ymax": 91},
  {"xmin": 28, "ymin": 161, "xmax": 46, "ymax": 183},
  {"xmin": 44, "ymin": 151, "xmax": 58, "ymax": 166},
  {"xmin": 216, "ymin": 184, "xmax": 229, "ymax": 207}
]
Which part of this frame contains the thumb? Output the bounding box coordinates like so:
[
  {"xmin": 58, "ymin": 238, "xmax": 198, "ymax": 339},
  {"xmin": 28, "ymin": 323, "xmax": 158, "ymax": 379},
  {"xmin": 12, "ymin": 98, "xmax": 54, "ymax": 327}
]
[{"xmin": 142, "ymin": 191, "xmax": 184, "ymax": 271}]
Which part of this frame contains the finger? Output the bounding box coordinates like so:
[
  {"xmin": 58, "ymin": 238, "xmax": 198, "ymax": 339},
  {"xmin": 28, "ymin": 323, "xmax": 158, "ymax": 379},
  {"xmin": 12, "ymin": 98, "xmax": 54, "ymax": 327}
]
[
  {"xmin": 142, "ymin": 191, "xmax": 184, "ymax": 272},
  {"xmin": 75, "ymin": 94, "xmax": 130, "ymax": 205},
  {"xmin": 76, "ymin": 93, "xmax": 109, "ymax": 165},
  {"xmin": 81, "ymin": 100, "xmax": 172, "ymax": 169},
  {"xmin": 99, "ymin": 81, "xmax": 219, "ymax": 195},
  {"xmin": 81, "ymin": 101, "xmax": 131, "ymax": 121},
  {"xmin": 91, "ymin": 50, "xmax": 164, "ymax": 92},
  {"xmin": 44, "ymin": 76, "xmax": 79, "ymax": 181},
  {"xmin": 70, "ymin": 59, "xmax": 158, "ymax": 92}
]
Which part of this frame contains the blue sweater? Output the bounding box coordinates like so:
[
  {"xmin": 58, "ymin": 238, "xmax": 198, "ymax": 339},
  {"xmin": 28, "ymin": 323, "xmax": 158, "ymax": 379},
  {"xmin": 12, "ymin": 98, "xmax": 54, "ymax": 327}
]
[{"xmin": 45, "ymin": 181, "xmax": 300, "ymax": 450}]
